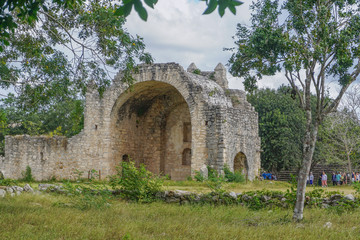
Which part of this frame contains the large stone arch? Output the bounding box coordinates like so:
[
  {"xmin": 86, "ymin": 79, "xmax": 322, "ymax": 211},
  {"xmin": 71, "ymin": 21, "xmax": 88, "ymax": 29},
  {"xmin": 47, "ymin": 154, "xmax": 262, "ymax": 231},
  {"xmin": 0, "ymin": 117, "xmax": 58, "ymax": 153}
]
[{"xmin": 109, "ymin": 80, "xmax": 196, "ymax": 180}]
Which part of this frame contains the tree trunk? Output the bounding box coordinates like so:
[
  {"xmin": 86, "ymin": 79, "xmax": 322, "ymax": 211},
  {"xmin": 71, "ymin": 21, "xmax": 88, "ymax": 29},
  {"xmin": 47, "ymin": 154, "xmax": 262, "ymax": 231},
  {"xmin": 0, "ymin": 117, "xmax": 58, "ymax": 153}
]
[
  {"xmin": 293, "ymin": 115, "xmax": 319, "ymax": 221},
  {"xmin": 345, "ymin": 144, "xmax": 353, "ymax": 184}
]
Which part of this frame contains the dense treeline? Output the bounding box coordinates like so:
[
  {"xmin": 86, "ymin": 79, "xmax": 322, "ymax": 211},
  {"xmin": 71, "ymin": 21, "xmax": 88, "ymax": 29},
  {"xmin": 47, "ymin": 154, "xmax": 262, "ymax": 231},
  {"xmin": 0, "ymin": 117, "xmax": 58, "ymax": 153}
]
[{"xmin": 247, "ymin": 86, "xmax": 306, "ymax": 172}]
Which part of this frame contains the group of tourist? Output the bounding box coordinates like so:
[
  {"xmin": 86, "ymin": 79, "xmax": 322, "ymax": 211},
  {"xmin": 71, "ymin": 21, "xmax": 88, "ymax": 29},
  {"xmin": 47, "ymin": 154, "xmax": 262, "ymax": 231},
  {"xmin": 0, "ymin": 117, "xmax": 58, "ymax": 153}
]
[
  {"xmin": 307, "ymin": 171, "xmax": 360, "ymax": 187},
  {"xmin": 261, "ymin": 172, "xmax": 277, "ymax": 180}
]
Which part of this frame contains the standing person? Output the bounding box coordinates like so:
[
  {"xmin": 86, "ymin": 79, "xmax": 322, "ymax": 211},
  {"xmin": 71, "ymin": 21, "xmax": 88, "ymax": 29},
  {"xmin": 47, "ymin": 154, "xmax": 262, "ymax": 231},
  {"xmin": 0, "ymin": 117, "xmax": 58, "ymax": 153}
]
[
  {"xmin": 309, "ymin": 172, "xmax": 314, "ymax": 186},
  {"xmin": 336, "ymin": 172, "xmax": 341, "ymax": 185},
  {"xmin": 318, "ymin": 174, "xmax": 322, "ymax": 186},
  {"xmin": 344, "ymin": 173, "xmax": 348, "ymax": 185},
  {"xmin": 322, "ymin": 171, "xmax": 328, "ymax": 187},
  {"xmin": 352, "ymin": 172, "xmax": 355, "ymax": 183},
  {"xmin": 340, "ymin": 173, "xmax": 344, "ymax": 185},
  {"xmin": 332, "ymin": 172, "xmax": 336, "ymax": 186}
]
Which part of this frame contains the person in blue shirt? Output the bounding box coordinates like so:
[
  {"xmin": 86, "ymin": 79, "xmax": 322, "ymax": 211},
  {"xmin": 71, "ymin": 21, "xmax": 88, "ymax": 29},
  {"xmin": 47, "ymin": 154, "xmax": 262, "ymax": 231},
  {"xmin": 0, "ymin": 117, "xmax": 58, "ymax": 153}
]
[
  {"xmin": 309, "ymin": 172, "xmax": 314, "ymax": 185},
  {"xmin": 332, "ymin": 172, "xmax": 336, "ymax": 186},
  {"xmin": 336, "ymin": 172, "xmax": 341, "ymax": 185}
]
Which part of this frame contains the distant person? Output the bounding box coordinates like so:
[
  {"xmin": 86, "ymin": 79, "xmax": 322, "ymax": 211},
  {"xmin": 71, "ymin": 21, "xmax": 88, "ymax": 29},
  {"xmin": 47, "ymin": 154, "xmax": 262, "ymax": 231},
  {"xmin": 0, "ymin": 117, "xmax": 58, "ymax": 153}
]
[
  {"xmin": 262, "ymin": 172, "xmax": 266, "ymax": 180},
  {"xmin": 332, "ymin": 172, "xmax": 336, "ymax": 186},
  {"xmin": 336, "ymin": 172, "xmax": 341, "ymax": 185},
  {"xmin": 352, "ymin": 172, "xmax": 355, "ymax": 183},
  {"xmin": 309, "ymin": 172, "xmax": 314, "ymax": 186},
  {"xmin": 340, "ymin": 173, "xmax": 344, "ymax": 185},
  {"xmin": 307, "ymin": 175, "xmax": 310, "ymax": 185},
  {"xmin": 318, "ymin": 174, "xmax": 322, "ymax": 186},
  {"xmin": 322, "ymin": 171, "xmax": 328, "ymax": 187}
]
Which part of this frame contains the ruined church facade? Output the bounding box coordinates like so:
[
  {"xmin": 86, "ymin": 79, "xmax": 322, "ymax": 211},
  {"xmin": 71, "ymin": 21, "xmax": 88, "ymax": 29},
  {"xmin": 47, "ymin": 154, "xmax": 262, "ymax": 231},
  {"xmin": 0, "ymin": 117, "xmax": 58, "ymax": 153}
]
[{"xmin": 0, "ymin": 63, "xmax": 261, "ymax": 181}]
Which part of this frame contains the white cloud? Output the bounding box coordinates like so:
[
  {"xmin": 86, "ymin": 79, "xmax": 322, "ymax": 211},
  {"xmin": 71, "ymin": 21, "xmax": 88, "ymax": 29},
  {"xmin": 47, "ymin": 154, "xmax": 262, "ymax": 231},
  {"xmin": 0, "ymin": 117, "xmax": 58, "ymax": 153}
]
[
  {"xmin": 124, "ymin": 0, "xmax": 352, "ymax": 100},
  {"xmin": 125, "ymin": 0, "xmax": 251, "ymax": 79}
]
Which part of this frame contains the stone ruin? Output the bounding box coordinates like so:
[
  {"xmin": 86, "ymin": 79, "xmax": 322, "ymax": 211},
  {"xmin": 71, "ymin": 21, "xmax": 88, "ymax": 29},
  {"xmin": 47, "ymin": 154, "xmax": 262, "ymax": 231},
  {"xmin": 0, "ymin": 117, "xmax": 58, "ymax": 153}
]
[{"xmin": 0, "ymin": 62, "xmax": 261, "ymax": 181}]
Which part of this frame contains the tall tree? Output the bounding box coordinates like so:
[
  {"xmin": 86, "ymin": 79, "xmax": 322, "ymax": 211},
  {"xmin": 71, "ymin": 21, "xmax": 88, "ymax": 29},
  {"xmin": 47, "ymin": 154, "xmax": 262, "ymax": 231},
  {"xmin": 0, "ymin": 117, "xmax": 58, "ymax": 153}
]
[
  {"xmin": 1, "ymin": 0, "xmax": 153, "ymax": 108},
  {"xmin": 228, "ymin": 0, "xmax": 360, "ymax": 220},
  {"xmin": 247, "ymin": 86, "xmax": 306, "ymax": 172},
  {"xmin": 318, "ymin": 110, "xmax": 360, "ymax": 180}
]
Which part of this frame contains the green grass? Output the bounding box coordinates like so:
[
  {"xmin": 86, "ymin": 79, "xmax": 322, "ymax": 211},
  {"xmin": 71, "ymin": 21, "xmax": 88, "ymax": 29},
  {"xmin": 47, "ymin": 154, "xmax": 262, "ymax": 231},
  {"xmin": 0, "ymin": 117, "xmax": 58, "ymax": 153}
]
[
  {"xmin": 164, "ymin": 180, "xmax": 357, "ymax": 194},
  {"xmin": 1, "ymin": 193, "xmax": 360, "ymax": 239}
]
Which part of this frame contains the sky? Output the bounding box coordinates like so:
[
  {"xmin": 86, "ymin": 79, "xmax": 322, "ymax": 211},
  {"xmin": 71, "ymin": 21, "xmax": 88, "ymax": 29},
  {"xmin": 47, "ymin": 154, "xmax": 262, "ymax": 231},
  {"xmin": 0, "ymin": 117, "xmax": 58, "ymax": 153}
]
[{"xmin": 124, "ymin": 0, "xmax": 289, "ymax": 91}]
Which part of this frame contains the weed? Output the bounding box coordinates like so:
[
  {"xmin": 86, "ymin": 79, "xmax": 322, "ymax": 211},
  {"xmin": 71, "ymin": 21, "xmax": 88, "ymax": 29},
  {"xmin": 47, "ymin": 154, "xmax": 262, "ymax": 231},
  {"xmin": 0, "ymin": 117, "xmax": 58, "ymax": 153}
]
[
  {"xmin": 192, "ymin": 69, "xmax": 201, "ymax": 75},
  {"xmin": 21, "ymin": 166, "xmax": 34, "ymax": 182},
  {"xmin": 0, "ymin": 178, "xmax": 18, "ymax": 186},
  {"xmin": 60, "ymin": 181, "xmax": 111, "ymax": 210},
  {"xmin": 194, "ymin": 170, "xmax": 204, "ymax": 182},
  {"xmin": 223, "ymin": 164, "xmax": 245, "ymax": 183},
  {"xmin": 110, "ymin": 161, "xmax": 163, "ymax": 203}
]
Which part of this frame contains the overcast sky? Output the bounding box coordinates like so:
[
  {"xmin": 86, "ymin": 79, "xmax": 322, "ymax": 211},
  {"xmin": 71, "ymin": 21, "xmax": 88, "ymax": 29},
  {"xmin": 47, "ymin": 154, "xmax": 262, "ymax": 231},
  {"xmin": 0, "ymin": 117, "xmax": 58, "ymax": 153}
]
[{"xmin": 124, "ymin": 0, "xmax": 290, "ymax": 91}]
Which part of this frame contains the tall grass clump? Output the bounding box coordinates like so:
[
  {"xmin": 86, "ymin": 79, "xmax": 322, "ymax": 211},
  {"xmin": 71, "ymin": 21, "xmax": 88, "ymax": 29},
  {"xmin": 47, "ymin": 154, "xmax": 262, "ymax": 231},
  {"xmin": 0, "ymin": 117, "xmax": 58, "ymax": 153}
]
[
  {"xmin": 223, "ymin": 165, "xmax": 245, "ymax": 183},
  {"xmin": 110, "ymin": 161, "xmax": 163, "ymax": 203}
]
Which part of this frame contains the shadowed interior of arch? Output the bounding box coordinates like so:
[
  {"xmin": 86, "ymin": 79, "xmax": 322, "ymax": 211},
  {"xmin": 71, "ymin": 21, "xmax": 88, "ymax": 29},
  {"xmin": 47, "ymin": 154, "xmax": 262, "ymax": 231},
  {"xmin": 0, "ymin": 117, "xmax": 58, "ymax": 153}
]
[
  {"xmin": 234, "ymin": 152, "xmax": 248, "ymax": 177},
  {"xmin": 111, "ymin": 81, "xmax": 192, "ymax": 180}
]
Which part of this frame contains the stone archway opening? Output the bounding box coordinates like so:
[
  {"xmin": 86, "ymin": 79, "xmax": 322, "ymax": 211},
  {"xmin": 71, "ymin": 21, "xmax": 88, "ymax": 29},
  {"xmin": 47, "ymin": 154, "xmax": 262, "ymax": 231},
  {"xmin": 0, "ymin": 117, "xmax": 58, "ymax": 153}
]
[
  {"xmin": 111, "ymin": 81, "xmax": 192, "ymax": 180},
  {"xmin": 234, "ymin": 152, "xmax": 248, "ymax": 178}
]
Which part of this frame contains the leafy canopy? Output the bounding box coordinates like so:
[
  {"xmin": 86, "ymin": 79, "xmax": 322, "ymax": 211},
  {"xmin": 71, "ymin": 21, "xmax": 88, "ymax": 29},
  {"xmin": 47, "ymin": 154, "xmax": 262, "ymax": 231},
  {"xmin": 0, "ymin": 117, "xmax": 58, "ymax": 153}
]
[
  {"xmin": 229, "ymin": 0, "xmax": 360, "ymax": 116},
  {"xmin": 1, "ymin": 0, "xmax": 243, "ymax": 49},
  {"xmin": 0, "ymin": 0, "xmax": 153, "ymax": 109}
]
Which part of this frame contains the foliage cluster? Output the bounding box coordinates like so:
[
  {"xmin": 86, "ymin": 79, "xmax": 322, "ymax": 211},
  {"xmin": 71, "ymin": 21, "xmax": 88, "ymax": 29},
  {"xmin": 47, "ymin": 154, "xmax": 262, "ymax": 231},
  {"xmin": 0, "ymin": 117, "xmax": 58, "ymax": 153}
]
[
  {"xmin": 21, "ymin": 165, "xmax": 34, "ymax": 182},
  {"xmin": 194, "ymin": 165, "xmax": 245, "ymax": 184},
  {"xmin": 109, "ymin": 161, "xmax": 163, "ymax": 203},
  {"xmin": 59, "ymin": 181, "xmax": 112, "ymax": 210}
]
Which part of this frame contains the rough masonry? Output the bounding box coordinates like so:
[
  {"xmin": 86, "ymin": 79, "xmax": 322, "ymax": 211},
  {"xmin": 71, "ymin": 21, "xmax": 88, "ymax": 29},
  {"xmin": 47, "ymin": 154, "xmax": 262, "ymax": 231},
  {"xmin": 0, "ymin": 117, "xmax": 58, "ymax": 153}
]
[{"xmin": 0, "ymin": 63, "xmax": 261, "ymax": 181}]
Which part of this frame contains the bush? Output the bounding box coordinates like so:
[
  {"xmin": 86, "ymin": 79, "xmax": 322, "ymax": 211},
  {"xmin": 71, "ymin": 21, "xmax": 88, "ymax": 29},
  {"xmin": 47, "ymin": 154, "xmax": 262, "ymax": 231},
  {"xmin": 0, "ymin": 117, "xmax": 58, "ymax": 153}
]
[
  {"xmin": 353, "ymin": 182, "xmax": 360, "ymax": 194},
  {"xmin": 0, "ymin": 178, "xmax": 18, "ymax": 186},
  {"xmin": 60, "ymin": 181, "xmax": 111, "ymax": 210},
  {"xmin": 110, "ymin": 161, "xmax": 163, "ymax": 203},
  {"xmin": 223, "ymin": 165, "xmax": 245, "ymax": 183},
  {"xmin": 194, "ymin": 170, "xmax": 204, "ymax": 182},
  {"xmin": 21, "ymin": 166, "xmax": 34, "ymax": 182}
]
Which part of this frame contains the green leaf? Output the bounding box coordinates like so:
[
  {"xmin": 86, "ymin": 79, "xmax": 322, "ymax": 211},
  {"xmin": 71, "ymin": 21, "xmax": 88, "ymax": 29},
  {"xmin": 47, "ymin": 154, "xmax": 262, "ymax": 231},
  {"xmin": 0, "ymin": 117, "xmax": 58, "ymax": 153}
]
[
  {"xmin": 232, "ymin": 0, "xmax": 243, "ymax": 6},
  {"xmin": 218, "ymin": 3, "xmax": 226, "ymax": 17},
  {"xmin": 144, "ymin": 0, "xmax": 156, "ymax": 8},
  {"xmin": 228, "ymin": 4, "xmax": 236, "ymax": 15},
  {"xmin": 203, "ymin": 0, "xmax": 217, "ymax": 15},
  {"xmin": 42, "ymin": 4, "xmax": 49, "ymax": 12},
  {"xmin": 115, "ymin": 3, "xmax": 133, "ymax": 17},
  {"xmin": 134, "ymin": 0, "xmax": 148, "ymax": 21}
]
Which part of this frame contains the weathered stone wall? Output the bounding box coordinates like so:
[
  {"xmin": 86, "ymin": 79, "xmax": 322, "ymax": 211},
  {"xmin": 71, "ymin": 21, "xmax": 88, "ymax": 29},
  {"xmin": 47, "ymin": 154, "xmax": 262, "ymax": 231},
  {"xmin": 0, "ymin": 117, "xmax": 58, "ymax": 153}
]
[
  {"xmin": 1, "ymin": 62, "xmax": 261, "ymax": 181},
  {"xmin": 2, "ymin": 135, "xmax": 69, "ymax": 180}
]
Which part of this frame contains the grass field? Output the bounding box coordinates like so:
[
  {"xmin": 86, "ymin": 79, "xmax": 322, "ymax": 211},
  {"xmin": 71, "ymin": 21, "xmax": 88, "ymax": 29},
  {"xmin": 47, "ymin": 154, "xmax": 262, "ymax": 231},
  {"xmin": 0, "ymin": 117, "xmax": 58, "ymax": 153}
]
[
  {"xmin": 163, "ymin": 180, "xmax": 357, "ymax": 195},
  {"xmin": 1, "ymin": 181, "xmax": 359, "ymax": 239}
]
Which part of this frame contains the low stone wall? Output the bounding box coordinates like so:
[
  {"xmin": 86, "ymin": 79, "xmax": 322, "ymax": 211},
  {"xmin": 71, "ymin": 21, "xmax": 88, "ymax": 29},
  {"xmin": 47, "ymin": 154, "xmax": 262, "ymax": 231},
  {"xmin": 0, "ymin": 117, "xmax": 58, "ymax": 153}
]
[{"xmin": 2, "ymin": 184, "xmax": 357, "ymax": 211}]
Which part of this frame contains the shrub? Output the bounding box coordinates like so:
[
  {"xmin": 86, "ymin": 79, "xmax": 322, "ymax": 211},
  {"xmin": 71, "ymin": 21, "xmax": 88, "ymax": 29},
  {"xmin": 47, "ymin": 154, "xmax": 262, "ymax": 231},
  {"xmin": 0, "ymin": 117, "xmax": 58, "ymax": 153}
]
[
  {"xmin": 110, "ymin": 161, "xmax": 163, "ymax": 203},
  {"xmin": 192, "ymin": 69, "xmax": 201, "ymax": 74},
  {"xmin": 0, "ymin": 178, "xmax": 18, "ymax": 186},
  {"xmin": 21, "ymin": 166, "xmax": 34, "ymax": 182},
  {"xmin": 60, "ymin": 181, "xmax": 111, "ymax": 210},
  {"xmin": 194, "ymin": 170, "xmax": 204, "ymax": 182},
  {"xmin": 353, "ymin": 182, "xmax": 360, "ymax": 194},
  {"xmin": 223, "ymin": 165, "xmax": 245, "ymax": 183}
]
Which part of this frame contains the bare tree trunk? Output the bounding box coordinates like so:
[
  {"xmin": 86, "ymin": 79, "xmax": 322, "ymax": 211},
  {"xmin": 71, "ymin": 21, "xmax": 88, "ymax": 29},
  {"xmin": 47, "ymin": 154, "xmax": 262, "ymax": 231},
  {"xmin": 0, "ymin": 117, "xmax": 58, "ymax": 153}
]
[
  {"xmin": 293, "ymin": 114, "xmax": 319, "ymax": 221},
  {"xmin": 345, "ymin": 144, "xmax": 353, "ymax": 184}
]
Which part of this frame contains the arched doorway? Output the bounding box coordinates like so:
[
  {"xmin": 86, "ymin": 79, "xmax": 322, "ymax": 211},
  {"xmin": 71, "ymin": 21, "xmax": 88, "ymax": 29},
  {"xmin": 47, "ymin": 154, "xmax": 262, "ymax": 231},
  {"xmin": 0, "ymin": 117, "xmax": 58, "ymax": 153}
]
[
  {"xmin": 234, "ymin": 152, "xmax": 248, "ymax": 178},
  {"xmin": 110, "ymin": 81, "xmax": 192, "ymax": 180}
]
